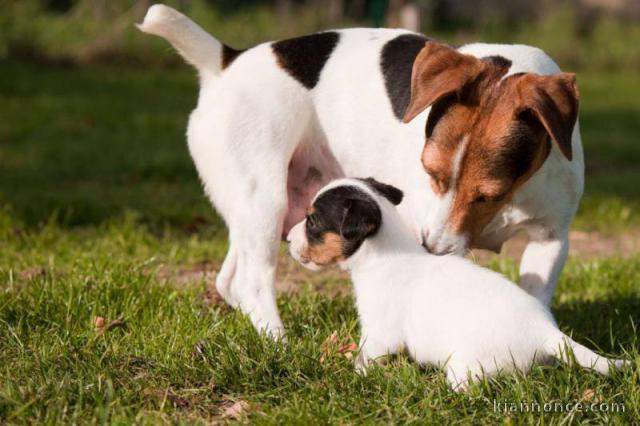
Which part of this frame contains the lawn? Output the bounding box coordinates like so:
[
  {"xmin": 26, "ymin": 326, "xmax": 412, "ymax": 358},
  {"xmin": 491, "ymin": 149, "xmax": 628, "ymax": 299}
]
[{"xmin": 1, "ymin": 61, "xmax": 639, "ymax": 424}]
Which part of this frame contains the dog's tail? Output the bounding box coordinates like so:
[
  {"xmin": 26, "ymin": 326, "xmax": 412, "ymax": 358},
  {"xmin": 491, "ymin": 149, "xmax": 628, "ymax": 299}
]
[
  {"xmin": 137, "ymin": 4, "xmax": 227, "ymax": 78},
  {"xmin": 546, "ymin": 332, "xmax": 629, "ymax": 375}
]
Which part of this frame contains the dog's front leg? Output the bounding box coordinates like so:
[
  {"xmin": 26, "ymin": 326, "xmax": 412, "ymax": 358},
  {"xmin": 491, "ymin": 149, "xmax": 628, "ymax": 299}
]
[{"xmin": 518, "ymin": 226, "xmax": 570, "ymax": 306}]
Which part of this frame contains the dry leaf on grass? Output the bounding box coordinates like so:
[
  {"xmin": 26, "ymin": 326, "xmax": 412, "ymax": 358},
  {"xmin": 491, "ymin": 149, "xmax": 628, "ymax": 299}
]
[
  {"xmin": 320, "ymin": 331, "xmax": 358, "ymax": 363},
  {"xmin": 222, "ymin": 399, "xmax": 250, "ymax": 420},
  {"xmin": 338, "ymin": 342, "xmax": 359, "ymax": 360},
  {"xmin": 322, "ymin": 331, "xmax": 340, "ymax": 348},
  {"xmin": 581, "ymin": 388, "xmax": 602, "ymax": 403},
  {"xmin": 17, "ymin": 267, "xmax": 47, "ymax": 281},
  {"xmin": 94, "ymin": 316, "xmax": 125, "ymax": 335},
  {"xmin": 94, "ymin": 316, "xmax": 105, "ymax": 330}
]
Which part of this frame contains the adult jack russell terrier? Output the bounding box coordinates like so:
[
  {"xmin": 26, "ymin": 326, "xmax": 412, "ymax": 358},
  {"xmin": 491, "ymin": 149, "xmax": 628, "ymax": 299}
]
[
  {"xmin": 287, "ymin": 178, "xmax": 625, "ymax": 390},
  {"xmin": 139, "ymin": 5, "xmax": 584, "ymax": 336}
]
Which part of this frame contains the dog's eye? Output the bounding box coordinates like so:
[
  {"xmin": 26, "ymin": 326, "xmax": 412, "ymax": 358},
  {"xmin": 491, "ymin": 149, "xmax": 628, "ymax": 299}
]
[
  {"xmin": 426, "ymin": 171, "xmax": 448, "ymax": 193},
  {"xmin": 474, "ymin": 195, "xmax": 488, "ymax": 204},
  {"xmin": 473, "ymin": 193, "xmax": 506, "ymax": 204},
  {"xmin": 424, "ymin": 169, "xmax": 439, "ymax": 184}
]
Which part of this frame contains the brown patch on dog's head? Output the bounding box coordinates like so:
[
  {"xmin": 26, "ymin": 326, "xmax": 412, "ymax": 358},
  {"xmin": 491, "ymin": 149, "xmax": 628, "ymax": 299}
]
[
  {"xmin": 301, "ymin": 184, "xmax": 383, "ymax": 266},
  {"xmin": 404, "ymin": 41, "xmax": 579, "ymax": 248}
]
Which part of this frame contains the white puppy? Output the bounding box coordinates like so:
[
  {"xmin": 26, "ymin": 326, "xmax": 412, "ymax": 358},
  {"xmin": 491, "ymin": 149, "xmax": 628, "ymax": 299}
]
[{"xmin": 287, "ymin": 178, "xmax": 627, "ymax": 390}]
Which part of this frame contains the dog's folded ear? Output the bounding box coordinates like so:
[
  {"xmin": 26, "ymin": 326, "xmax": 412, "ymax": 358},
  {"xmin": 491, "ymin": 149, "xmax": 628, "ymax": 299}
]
[
  {"xmin": 515, "ymin": 72, "xmax": 579, "ymax": 161},
  {"xmin": 403, "ymin": 41, "xmax": 485, "ymax": 123},
  {"xmin": 340, "ymin": 197, "xmax": 382, "ymax": 244},
  {"xmin": 360, "ymin": 177, "xmax": 404, "ymax": 205}
]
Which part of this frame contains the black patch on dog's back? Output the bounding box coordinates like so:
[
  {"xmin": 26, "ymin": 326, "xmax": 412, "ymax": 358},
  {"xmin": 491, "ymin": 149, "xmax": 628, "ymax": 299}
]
[
  {"xmin": 380, "ymin": 33, "xmax": 428, "ymax": 120},
  {"xmin": 272, "ymin": 32, "xmax": 340, "ymax": 89},
  {"xmin": 481, "ymin": 55, "xmax": 512, "ymax": 69},
  {"xmin": 309, "ymin": 185, "xmax": 381, "ymax": 257},
  {"xmin": 222, "ymin": 45, "xmax": 246, "ymax": 69}
]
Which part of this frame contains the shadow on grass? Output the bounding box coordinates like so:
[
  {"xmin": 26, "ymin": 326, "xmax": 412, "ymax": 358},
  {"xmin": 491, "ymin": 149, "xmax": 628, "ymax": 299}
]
[
  {"xmin": 553, "ymin": 295, "xmax": 640, "ymax": 354},
  {"xmin": 0, "ymin": 61, "xmax": 226, "ymax": 232}
]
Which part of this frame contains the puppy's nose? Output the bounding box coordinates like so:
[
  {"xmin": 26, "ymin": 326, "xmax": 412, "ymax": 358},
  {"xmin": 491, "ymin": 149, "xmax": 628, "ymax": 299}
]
[{"xmin": 421, "ymin": 239, "xmax": 433, "ymax": 253}]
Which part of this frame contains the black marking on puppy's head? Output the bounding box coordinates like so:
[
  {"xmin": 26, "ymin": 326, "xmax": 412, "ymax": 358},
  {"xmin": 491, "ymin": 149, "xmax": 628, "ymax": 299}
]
[
  {"xmin": 380, "ymin": 33, "xmax": 429, "ymax": 120},
  {"xmin": 222, "ymin": 45, "xmax": 246, "ymax": 69},
  {"xmin": 272, "ymin": 32, "xmax": 340, "ymax": 89},
  {"xmin": 359, "ymin": 177, "xmax": 404, "ymax": 205},
  {"xmin": 303, "ymin": 185, "xmax": 381, "ymax": 264}
]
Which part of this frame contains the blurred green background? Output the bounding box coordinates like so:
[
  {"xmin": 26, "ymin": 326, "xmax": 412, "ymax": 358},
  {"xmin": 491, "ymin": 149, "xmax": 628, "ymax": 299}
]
[{"xmin": 1, "ymin": 0, "xmax": 639, "ymax": 232}]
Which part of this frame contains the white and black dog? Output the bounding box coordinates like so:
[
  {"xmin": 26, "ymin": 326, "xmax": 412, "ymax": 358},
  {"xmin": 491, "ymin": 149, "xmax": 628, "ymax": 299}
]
[
  {"xmin": 287, "ymin": 178, "xmax": 624, "ymax": 390},
  {"xmin": 139, "ymin": 5, "xmax": 583, "ymax": 337}
]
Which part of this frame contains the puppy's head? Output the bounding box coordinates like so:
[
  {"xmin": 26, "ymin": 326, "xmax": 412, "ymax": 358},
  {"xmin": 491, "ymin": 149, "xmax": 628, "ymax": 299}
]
[{"xmin": 287, "ymin": 178, "xmax": 403, "ymax": 271}]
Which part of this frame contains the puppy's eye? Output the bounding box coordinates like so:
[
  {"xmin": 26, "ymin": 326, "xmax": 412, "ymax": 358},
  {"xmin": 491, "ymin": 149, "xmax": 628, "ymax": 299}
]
[{"xmin": 306, "ymin": 215, "xmax": 319, "ymax": 231}]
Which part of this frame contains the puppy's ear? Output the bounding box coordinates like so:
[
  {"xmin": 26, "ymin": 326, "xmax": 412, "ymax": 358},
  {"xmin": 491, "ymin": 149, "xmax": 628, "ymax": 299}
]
[
  {"xmin": 340, "ymin": 197, "xmax": 381, "ymax": 243},
  {"xmin": 361, "ymin": 177, "xmax": 404, "ymax": 205}
]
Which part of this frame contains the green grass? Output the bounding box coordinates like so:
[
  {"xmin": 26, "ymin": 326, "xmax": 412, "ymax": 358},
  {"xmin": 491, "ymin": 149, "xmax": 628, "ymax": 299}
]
[
  {"xmin": 1, "ymin": 61, "xmax": 639, "ymax": 424},
  {"xmin": 1, "ymin": 217, "xmax": 639, "ymax": 424}
]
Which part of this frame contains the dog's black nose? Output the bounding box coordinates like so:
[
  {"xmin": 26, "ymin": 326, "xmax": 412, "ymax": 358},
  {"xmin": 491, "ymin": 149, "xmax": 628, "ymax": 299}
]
[{"xmin": 421, "ymin": 239, "xmax": 432, "ymax": 253}]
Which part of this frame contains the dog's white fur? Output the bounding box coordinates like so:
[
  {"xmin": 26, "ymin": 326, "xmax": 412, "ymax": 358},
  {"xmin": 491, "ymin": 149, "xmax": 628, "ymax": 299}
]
[
  {"xmin": 288, "ymin": 179, "xmax": 625, "ymax": 390},
  {"xmin": 138, "ymin": 5, "xmax": 584, "ymax": 336}
]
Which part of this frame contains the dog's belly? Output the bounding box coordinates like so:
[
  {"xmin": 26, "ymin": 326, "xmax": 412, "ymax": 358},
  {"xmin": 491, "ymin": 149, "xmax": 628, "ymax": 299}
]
[{"xmin": 284, "ymin": 142, "xmax": 344, "ymax": 236}]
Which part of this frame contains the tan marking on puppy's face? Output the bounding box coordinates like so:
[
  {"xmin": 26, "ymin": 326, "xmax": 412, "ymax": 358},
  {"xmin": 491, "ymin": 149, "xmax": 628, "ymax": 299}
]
[
  {"xmin": 300, "ymin": 231, "xmax": 346, "ymax": 266},
  {"xmin": 405, "ymin": 42, "xmax": 579, "ymax": 249}
]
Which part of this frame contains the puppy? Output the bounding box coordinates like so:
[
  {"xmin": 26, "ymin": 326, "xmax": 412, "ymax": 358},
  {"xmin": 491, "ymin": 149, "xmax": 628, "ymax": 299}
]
[{"xmin": 287, "ymin": 178, "xmax": 627, "ymax": 390}]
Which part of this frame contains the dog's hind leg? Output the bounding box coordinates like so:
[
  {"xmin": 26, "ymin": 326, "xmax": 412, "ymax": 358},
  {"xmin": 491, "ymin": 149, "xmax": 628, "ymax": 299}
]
[
  {"xmin": 215, "ymin": 244, "xmax": 237, "ymax": 307},
  {"xmin": 229, "ymin": 202, "xmax": 287, "ymax": 337},
  {"xmin": 188, "ymin": 66, "xmax": 313, "ymax": 338},
  {"xmin": 202, "ymin": 160, "xmax": 291, "ymax": 338}
]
